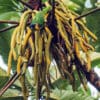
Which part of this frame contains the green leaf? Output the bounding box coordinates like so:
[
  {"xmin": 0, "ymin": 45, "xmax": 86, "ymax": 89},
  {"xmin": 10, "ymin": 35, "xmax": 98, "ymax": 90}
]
[
  {"xmin": 0, "ymin": 24, "xmax": 17, "ymax": 70},
  {"xmin": 0, "ymin": 0, "xmax": 20, "ymax": 69},
  {"xmin": 0, "ymin": 68, "xmax": 22, "ymax": 97},
  {"xmin": 0, "ymin": 12, "xmax": 20, "ymax": 20},
  {"xmin": 86, "ymin": 11, "xmax": 100, "ymax": 52},
  {"xmin": 0, "ymin": 76, "xmax": 9, "ymax": 90},
  {"xmin": 0, "ymin": 67, "xmax": 8, "ymax": 76},
  {"xmin": 50, "ymin": 88, "xmax": 95, "ymax": 100},
  {"xmin": 0, "ymin": 1, "xmax": 20, "ymax": 71},
  {"xmin": 70, "ymin": 0, "xmax": 86, "ymax": 13},
  {"xmin": 52, "ymin": 78, "xmax": 70, "ymax": 90},
  {"xmin": 92, "ymin": 58, "xmax": 100, "ymax": 68},
  {"xmin": 71, "ymin": 0, "xmax": 86, "ymax": 6},
  {"xmin": 0, "ymin": 68, "xmax": 9, "ymax": 90},
  {"xmin": 0, "ymin": 0, "xmax": 23, "ymax": 14}
]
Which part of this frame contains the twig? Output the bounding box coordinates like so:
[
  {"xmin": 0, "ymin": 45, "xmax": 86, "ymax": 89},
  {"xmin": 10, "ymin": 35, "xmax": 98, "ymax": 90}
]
[
  {"xmin": 0, "ymin": 25, "xmax": 18, "ymax": 33},
  {"xmin": 0, "ymin": 21, "xmax": 30, "ymax": 33},
  {"xmin": 75, "ymin": 7, "xmax": 100, "ymax": 20},
  {"xmin": 0, "ymin": 72, "xmax": 21, "ymax": 96},
  {"xmin": 0, "ymin": 20, "xmax": 19, "ymax": 24},
  {"xmin": 19, "ymin": 0, "xmax": 33, "ymax": 9}
]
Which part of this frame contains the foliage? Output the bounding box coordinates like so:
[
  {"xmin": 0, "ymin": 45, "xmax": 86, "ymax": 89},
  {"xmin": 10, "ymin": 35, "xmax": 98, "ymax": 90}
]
[{"xmin": 50, "ymin": 88, "xmax": 95, "ymax": 100}]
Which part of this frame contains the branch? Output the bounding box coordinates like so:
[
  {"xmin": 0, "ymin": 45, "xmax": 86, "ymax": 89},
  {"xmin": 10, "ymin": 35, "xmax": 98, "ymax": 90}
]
[
  {"xmin": 0, "ymin": 20, "xmax": 19, "ymax": 24},
  {"xmin": 0, "ymin": 25, "xmax": 18, "ymax": 33},
  {"xmin": 74, "ymin": 53, "xmax": 100, "ymax": 91},
  {"xmin": 86, "ymin": 70, "xmax": 100, "ymax": 91},
  {"xmin": 0, "ymin": 72, "xmax": 21, "ymax": 96},
  {"xmin": 75, "ymin": 7, "xmax": 100, "ymax": 20}
]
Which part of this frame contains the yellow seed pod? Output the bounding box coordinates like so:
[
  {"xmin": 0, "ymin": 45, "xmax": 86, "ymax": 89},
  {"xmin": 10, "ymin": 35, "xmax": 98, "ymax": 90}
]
[
  {"xmin": 7, "ymin": 50, "xmax": 13, "ymax": 76},
  {"xmin": 71, "ymin": 15, "xmax": 76, "ymax": 35},
  {"xmin": 17, "ymin": 56, "xmax": 22, "ymax": 74},
  {"xmin": 22, "ymin": 27, "xmax": 32, "ymax": 48},
  {"xmin": 10, "ymin": 27, "xmax": 18, "ymax": 48},
  {"xmin": 86, "ymin": 53, "xmax": 91, "ymax": 72},
  {"xmin": 80, "ymin": 41, "xmax": 87, "ymax": 52},
  {"xmin": 33, "ymin": 54, "xmax": 38, "ymax": 86},
  {"xmin": 38, "ymin": 35, "xmax": 43, "ymax": 64},
  {"xmin": 83, "ymin": 41, "xmax": 94, "ymax": 51},
  {"xmin": 28, "ymin": 36, "xmax": 35, "ymax": 60},
  {"xmin": 19, "ymin": 10, "xmax": 32, "ymax": 28},
  {"xmin": 84, "ymin": 31, "xmax": 89, "ymax": 43},
  {"xmin": 45, "ymin": 27, "xmax": 53, "ymax": 73},
  {"xmin": 12, "ymin": 49, "xmax": 17, "ymax": 61},
  {"xmin": 34, "ymin": 25, "xmax": 40, "ymax": 54},
  {"xmin": 56, "ymin": 14, "xmax": 71, "ymax": 53},
  {"xmin": 77, "ymin": 20, "xmax": 97, "ymax": 41}
]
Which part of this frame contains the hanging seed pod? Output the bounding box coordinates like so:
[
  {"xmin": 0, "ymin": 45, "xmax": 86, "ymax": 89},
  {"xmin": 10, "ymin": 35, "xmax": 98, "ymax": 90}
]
[{"xmin": 7, "ymin": 0, "xmax": 97, "ymax": 99}]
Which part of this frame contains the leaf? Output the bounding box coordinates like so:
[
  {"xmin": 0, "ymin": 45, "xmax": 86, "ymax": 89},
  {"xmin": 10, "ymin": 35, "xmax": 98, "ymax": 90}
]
[
  {"xmin": 86, "ymin": 10, "xmax": 100, "ymax": 52},
  {"xmin": 52, "ymin": 78, "xmax": 70, "ymax": 89},
  {"xmin": 0, "ymin": 0, "xmax": 23, "ymax": 14},
  {"xmin": 0, "ymin": 12, "xmax": 20, "ymax": 20},
  {"xmin": 50, "ymin": 88, "xmax": 95, "ymax": 100},
  {"xmin": 0, "ymin": 68, "xmax": 9, "ymax": 94},
  {"xmin": 92, "ymin": 58, "xmax": 100, "ymax": 68},
  {"xmin": 0, "ymin": 76, "xmax": 9, "ymax": 90},
  {"xmin": 0, "ymin": 67, "xmax": 7, "ymax": 76},
  {"xmin": 0, "ymin": 67, "xmax": 9, "ymax": 89},
  {"xmin": 1, "ymin": 88, "xmax": 22, "ymax": 98},
  {"xmin": 0, "ymin": 0, "xmax": 20, "ymax": 71},
  {"xmin": 0, "ymin": 68, "xmax": 22, "ymax": 97},
  {"xmin": 90, "ymin": 52, "xmax": 100, "ymax": 67},
  {"xmin": 71, "ymin": 0, "xmax": 86, "ymax": 6},
  {"xmin": 0, "ymin": 25, "xmax": 17, "ymax": 71},
  {"xmin": 70, "ymin": 0, "xmax": 86, "ymax": 13}
]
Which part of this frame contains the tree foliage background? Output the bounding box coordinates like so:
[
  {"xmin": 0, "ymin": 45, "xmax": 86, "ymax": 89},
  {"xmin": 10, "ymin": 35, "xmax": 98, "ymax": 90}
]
[{"xmin": 0, "ymin": 0, "xmax": 100, "ymax": 100}]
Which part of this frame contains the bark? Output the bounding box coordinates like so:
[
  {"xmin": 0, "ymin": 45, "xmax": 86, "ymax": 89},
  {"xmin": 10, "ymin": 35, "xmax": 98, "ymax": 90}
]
[{"xmin": 85, "ymin": 70, "xmax": 100, "ymax": 91}]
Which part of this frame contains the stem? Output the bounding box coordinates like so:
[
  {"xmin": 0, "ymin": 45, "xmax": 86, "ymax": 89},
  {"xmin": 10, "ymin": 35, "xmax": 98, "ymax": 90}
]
[
  {"xmin": 0, "ymin": 25, "xmax": 18, "ymax": 33},
  {"xmin": 0, "ymin": 20, "xmax": 19, "ymax": 24},
  {"xmin": 0, "ymin": 72, "xmax": 21, "ymax": 96},
  {"xmin": 0, "ymin": 22, "xmax": 30, "ymax": 33},
  {"xmin": 75, "ymin": 7, "xmax": 100, "ymax": 20}
]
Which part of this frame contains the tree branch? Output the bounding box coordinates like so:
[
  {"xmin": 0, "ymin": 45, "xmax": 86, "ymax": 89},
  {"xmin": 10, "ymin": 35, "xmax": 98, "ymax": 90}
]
[
  {"xmin": 0, "ymin": 72, "xmax": 21, "ymax": 96},
  {"xmin": 86, "ymin": 70, "xmax": 100, "ymax": 91},
  {"xmin": 0, "ymin": 20, "xmax": 19, "ymax": 24},
  {"xmin": 0, "ymin": 25, "xmax": 18, "ymax": 33},
  {"xmin": 75, "ymin": 7, "xmax": 100, "ymax": 20}
]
